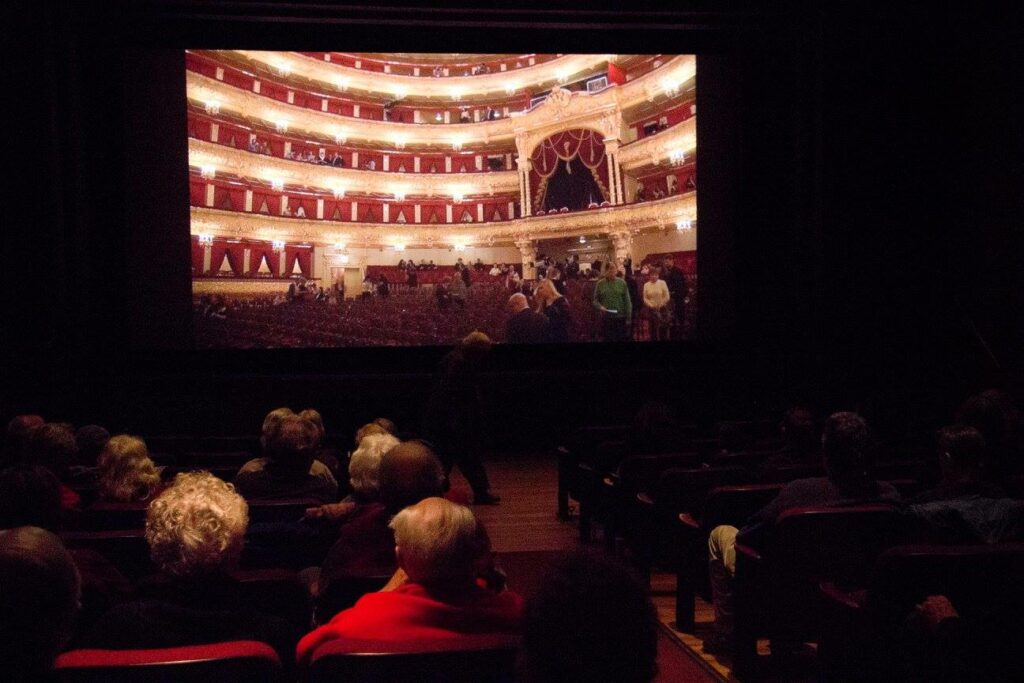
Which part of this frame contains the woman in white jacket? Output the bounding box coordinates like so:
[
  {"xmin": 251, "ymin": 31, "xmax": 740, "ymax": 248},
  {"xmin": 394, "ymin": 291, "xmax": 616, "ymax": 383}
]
[{"xmin": 642, "ymin": 267, "xmax": 671, "ymax": 341}]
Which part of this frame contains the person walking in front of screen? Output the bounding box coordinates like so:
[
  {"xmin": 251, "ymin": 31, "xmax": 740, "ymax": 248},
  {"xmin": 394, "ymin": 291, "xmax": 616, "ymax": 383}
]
[{"xmin": 592, "ymin": 262, "xmax": 632, "ymax": 342}]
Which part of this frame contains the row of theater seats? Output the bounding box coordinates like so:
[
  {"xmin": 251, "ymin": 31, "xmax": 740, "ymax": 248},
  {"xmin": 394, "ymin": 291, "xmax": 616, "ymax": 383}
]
[
  {"xmin": 559, "ymin": 421, "xmax": 1024, "ymax": 679},
  {"xmin": 56, "ymin": 635, "xmax": 520, "ymax": 682}
]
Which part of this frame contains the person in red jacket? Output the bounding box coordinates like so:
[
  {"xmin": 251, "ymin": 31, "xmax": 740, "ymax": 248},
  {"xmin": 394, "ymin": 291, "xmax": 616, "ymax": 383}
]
[{"xmin": 297, "ymin": 497, "xmax": 522, "ymax": 665}]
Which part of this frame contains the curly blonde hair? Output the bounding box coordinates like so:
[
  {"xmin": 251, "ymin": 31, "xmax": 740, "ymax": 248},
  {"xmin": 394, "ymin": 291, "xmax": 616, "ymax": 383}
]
[
  {"xmin": 145, "ymin": 471, "xmax": 249, "ymax": 577},
  {"xmin": 96, "ymin": 435, "xmax": 162, "ymax": 503}
]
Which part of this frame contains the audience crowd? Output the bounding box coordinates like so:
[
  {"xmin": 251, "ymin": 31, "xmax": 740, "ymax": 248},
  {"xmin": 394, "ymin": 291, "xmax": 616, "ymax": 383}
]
[{"xmin": 3, "ymin": 385, "xmax": 1020, "ymax": 681}]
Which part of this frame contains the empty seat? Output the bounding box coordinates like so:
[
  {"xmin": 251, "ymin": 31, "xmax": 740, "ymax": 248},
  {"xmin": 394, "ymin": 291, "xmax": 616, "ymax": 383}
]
[
  {"xmin": 306, "ymin": 635, "xmax": 520, "ymax": 683},
  {"xmin": 55, "ymin": 640, "xmax": 282, "ymax": 683}
]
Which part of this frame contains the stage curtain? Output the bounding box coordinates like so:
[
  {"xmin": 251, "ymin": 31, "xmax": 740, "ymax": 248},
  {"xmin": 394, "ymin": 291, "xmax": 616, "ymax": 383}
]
[{"xmin": 530, "ymin": 129, "xmax": 609, "ymax": 209}]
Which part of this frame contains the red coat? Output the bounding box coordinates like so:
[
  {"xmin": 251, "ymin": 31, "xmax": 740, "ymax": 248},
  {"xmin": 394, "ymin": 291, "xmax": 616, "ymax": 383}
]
[{"xmin": 297, "ymin": 583, "xmax": 523, "ymax": 665}]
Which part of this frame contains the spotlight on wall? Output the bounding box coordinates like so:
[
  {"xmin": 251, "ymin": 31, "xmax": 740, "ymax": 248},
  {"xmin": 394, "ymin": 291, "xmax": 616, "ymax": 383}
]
[
  {"xmin": 335, "ymin": 76, "xmax": 350, "ymax": 91},
  {"xmin": 332, "ymin": 186, "xmax": 346, "ymax": 199},
  {"xmin": 334, "ymin": 130, "xmax": 348, "ymax": 144},
  {"xmin": 505, "ymin": 82, "xmax": 518, "ymax": 95},
  {"xmin": 676, "ymin": 219, "xmax": 694, "ymax": 231},
  {"xmin": 274, "ymin": 120, "xmax": 289, "ymax": 133},
  {"xmin": 393, "ymin": 134, "xmax": 407, "ymax": 150},
  {"xmin": 393, "ymin": 85, "xmax": 408, "ymax": 100},
  {"xmin": 661, "ymin": 77, "xmax": 681, "ymax": 97},
  {"xmin": 199, "ymin": 165, "xmax": 216, "ymax": 180},
  {"xmin": 393, "ymin": 244, "xmax": 406, "ymax": 252},
  {"xmin": 668, "ymin": 148, "xmax": 686, "ymax": 166},
  {"xmin": 204, "ymin": 100, "xmax": 221, "ymax": 115},
  {"xmin": 451, "ymin": 188, "xmax": 465, "ymax": 203},
  {"xmin": 556, "ymin": 69, "xmax": 570, "ymax": 84},
  {"xmin": 449, "ymin": 87, "xmax": 464, "ymax": 101},
  {"xmin": 198, "ymin": 233, "xmax": 214, "ymax": 246},
  {"xmin": 272, "ymin": 239, "xmax": 286, "ymax": 251},
  {"xmin": 392, "ymin": 188, "xmax": 406, "ymax": 201},
  {"xmin": 271, "ymin": 179, "xmax": 284, "ymax": 192},
  {"xmin": 451, "ymin": 138, "xmax": 464, "ymax": 152},
  {"xmin": 453, "ymin": 244, "xmax": 467, "ymax": 251}
]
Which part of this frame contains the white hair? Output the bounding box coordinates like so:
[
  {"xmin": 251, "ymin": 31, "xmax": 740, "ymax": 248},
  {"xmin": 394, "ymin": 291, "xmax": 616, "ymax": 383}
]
[
  {"xmin": 145, "ymin": 471, "xmax": 248, "ymax": 577},
  {"xmin": 348, "ymin": 433, "xmax": 401, "ymax": 498},
  {"xmin": 389, "ymin": 497, "xmax": 485, "ymax": 583}
]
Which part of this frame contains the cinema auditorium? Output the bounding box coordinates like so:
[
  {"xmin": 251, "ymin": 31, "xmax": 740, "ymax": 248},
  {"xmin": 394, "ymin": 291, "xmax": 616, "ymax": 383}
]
[{"xmin": 4, "ymin": 2, "xmax": 1023, "ymax": 682}]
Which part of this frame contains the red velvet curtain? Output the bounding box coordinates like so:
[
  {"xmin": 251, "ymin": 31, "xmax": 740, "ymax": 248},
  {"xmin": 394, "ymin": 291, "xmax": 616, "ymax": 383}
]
[
  {"xmin": 189, "ymin": 179, "xmax": 207, "ymax": 207},
  {"xmin": 252, "ymin": 191, "xmax": 281, "ymax": 216},
  {"xmin": 284, "ymin": 246, "xmax": 311, "ymax": 277},
  {"xmin": 209, "ymin": 242, "xmax": 241, "ymax": 276},
  {"xmin": 249, "ymin": 242, "xmax": 277, "ymax": 276},
  {"xmin": 530, "ymin": 129, "xmax": 609, "ymax": 209},
  {"xmin": 190, "ymin": 237, "xmax": 205, "ymax": 275},
  {"xmin": 391, "ymin": 203, "xmax": 413, "ymax": 224},
  {"xmin": 323, "ymin": 198, "xmax": 350, "ymax": 221}
]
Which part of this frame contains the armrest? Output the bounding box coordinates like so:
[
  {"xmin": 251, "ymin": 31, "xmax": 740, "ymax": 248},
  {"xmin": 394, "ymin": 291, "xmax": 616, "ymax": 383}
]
[
  {"xmin": 602, "ymin": 474, "xmax": 620, "ymax": 489},
  {"xmin": 636, "ymin": 492, "xmax": 655, "ymax": 508},
  {"xmin": 678, "ymin": 512, "xmax": 700, "ymax": 531},
  {"xmin": 820, "ymin": 581, "xmax": 865, "ymax": 612},
  {"xmin": 735, "ymin": 542, "xmax": 763, "ymax": 564}
]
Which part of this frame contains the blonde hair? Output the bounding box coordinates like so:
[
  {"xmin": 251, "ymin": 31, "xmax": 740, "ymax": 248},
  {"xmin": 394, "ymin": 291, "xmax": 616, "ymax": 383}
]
[
  {"xmin": 96, "ymin": 435, "xmax": 161, "ymax": 503},
  {"xmin": 354, "ymin": 422, "xmax": 387, "ymax": 447},
  {"xmin": 146, "ymin": 471, "xmax": 248, "ymax": 577},
  {"xmin": 389, "ymin": 497, "xmax": 485, "ymax": 583},
  {"xmin": 534, "ymin": 279, "xmax": 560, "ymax": 309},
  {"xmin": 348, "ymin": 432, "xmax": 401, "ymax": 498}
]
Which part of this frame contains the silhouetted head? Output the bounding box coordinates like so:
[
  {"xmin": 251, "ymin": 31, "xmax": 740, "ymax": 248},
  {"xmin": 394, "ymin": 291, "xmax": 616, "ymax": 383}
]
[
  {"xmin": 0, "ymin": 527, "xmax": 81, "ymax": 679},
  {"xmin": 523, "ymin": 552, "xmax": 658, "ymax": 683},
  {"xmin": 378, "ymin": 441, "xmax": 447, "ymax": 512}
]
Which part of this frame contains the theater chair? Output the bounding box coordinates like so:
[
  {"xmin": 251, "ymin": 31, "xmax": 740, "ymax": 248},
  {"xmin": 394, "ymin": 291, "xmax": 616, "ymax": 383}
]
[
  {"xmin": 557, "ymin": 425, "xmax": 629, "ymax": 520},
  {"xmin": 819, "ymin": 542, "xmax": 1024, "ymax": 682},
  {"xmin": 79, "ymin": 501, "xmax": 148, "ymax": 531},
  {"xmin": 674, "ymin": 483, "xmax": 783, "ymax": 632},
  {"xmin": 306, "ymin": 635, "xmax": 521, "ymax": 683},
  {"xmin": 314, "ymin": 574, "xmax": 393, "ymax": 625},
  {"xmin": 55, "ymin": 641, "xmax": 283, "ymax": 682},
  {"xmin": 61, "ymin": 529, "xmax": 153, "ymax": 580},
  {"xmin": 630, "ymin": 466, "xmax": 748, "ymax": 576},
  {"xmin": 732, "ymin": 504, "xmax": 902, "ymax": 677}
]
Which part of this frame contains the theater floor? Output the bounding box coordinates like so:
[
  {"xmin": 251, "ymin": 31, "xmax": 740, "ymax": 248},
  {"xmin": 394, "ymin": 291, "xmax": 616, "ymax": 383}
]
[{"xmin": 451, "ymin": 452, "xmax": 726, "ymax": 682}]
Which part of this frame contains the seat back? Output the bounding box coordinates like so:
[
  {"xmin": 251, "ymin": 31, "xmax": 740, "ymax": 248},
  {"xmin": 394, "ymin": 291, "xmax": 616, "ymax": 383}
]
[
  {"xmin": 865, "ymin": 542, "xmax": 1024, "ymax": 629},
  {"xmin": 655, "ymin": 466, "xmax": 749, "ymax": 517},
  {"xmin": 766, "ymin": 504, "xmax": 902, "ymax": 637},
  {"xmin": 701, "ymin": 483, "xmax": 784, "ymax": 531},
  {"xmin": 55, "ymin": 640, "xmax": 282, "ymax": 683},
  {"xmin": 80, "ymin": 502, "xmax": 148, "ymax": 531},
  {"xmin": 248, "ymin": 498, "xmax": 322, "ymax": 524},
  {"xmin": 307, "ymin": 635, "xmax": 520, "ymax": 683},
  {"xmin": 315, "ymin": 575, "xmax": 392, "ymax": 624},
  {"xmin": 61, "ymin": 530, "xmax": 153, "ymax": 580},
  {"xmin": 616, "ymin": 453, "xmax": 704, "ymax": 498}
]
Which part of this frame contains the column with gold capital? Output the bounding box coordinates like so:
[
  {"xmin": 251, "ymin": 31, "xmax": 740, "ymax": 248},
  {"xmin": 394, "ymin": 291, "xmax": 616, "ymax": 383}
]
[
  {"xmin": 516, "ymin": 156, "xmax": 533, "ymax": 218},
  {"xmin": 608, "ymin": 230, "xmax": 633, "ymax": 270},
  {"xmin": 604, "ymin": 138, "xmax": 621, "ymax": 206},
  {"xmin": 515, "ymin": 237, "xmax": 538, "ymax": 280}
]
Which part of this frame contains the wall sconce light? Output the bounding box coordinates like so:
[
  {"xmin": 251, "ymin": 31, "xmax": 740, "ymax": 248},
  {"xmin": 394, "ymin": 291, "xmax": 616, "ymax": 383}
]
[
  {"xmin": 453, "ymin": 244, "xmax": 467, "ymax": 251},
  {"xmin": 393, "ymin": 244, "xmax": 406, "ymax": 252},
  {"xmin": 274, "ymin": 120, "xmax": 289, "ymax": 133},
  {"xmin": 204, "ymin": 100, "xmax": 221, "ymax": 115},
  {"xmin": 272, "ymin": 239, "xmax": 286, "ymax": 251},
  {"xmin": 198, "ymin": 233, "xmax": 214, "ymax": 246},
  {"xmin": 668, "ymin": 148, "xmax": 686, "ymax": 166},
  {"xmin": 271, "ymin": 179, "xmax": 284, "ymax": 192},
  {"xmin": 200, "ymin": 165, "xmax": 216, "ymax": 180},
  {"xmin": 676, "ymin": 219, "xmax": 694, "ymax": 231}
]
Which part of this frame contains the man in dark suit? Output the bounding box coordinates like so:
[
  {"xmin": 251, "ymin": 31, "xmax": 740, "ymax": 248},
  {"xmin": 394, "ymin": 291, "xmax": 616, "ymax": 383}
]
[
  {"xmin": 662, "ymin": 257, "xmax": 689, "ymax": 340},
  {"xmin": 505, "ymin": 293, "xmax": 549, "ymax": 344}
]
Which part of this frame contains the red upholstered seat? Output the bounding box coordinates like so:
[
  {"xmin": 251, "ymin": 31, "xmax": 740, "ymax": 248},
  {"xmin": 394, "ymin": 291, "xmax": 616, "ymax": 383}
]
[
  {"xmin": 307, "ymin": 635, "xmax": 521, "ymax": 683},
  {"xmin": 732, "ymin": 504, "xmax": 902, "ymax": 676},
  {"xmin": 55, "ymin": 640, "xmax": 283, "ymax": 683}
]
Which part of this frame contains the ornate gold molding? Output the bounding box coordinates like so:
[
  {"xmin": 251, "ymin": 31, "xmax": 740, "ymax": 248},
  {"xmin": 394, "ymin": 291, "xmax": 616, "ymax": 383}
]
[
  {"xmin": 617, "ymin": 116, "xmax": 697, "ymax": 172},
  {"xmin": 235, "ymin": 51, "xmax": 611, "ymax": 99},
  {"xmin": 190, "ymin": 192, "xmax": 696, "ymax": 247},
  {"xmin": 189, "ymin": 139, "xmax": 519, "ymax": 198},
  {"xmin": 186, "ymin": 55, "xmax": 695, "ymax": 151}
]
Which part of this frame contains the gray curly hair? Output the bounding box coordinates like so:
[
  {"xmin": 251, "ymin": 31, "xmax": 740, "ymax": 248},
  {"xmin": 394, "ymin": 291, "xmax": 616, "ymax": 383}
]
[{"xmin": 145, "ymin": 471, "xmax": 248, "ymax": 577}]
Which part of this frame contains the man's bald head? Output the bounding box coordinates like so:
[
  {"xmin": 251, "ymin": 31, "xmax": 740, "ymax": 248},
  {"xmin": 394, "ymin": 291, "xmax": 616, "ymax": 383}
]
[
  {"xmin": 0, "ymin": 527, "xmax": 80, "ymax": 676},
  {"xmin": 379, "ymin": 441, "xmax": 446, "ymax": 512},
  {"xmin": 508, "ymin": 293, "xmax": 529, "ymax": 313}
]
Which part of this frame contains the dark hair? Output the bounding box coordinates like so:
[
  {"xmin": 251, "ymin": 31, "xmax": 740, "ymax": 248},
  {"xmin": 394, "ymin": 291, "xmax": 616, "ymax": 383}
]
[
  {"xmin": 822, "ymin": 412, "xmax": 873, "ymax": 490},
  {"xmin": 936, "ymin": 424, "xmax": 986, "ymax": 469},
  {"xmin": 3, "ymin": 415, "xmax": 44, "ymax": 466},
  {"xmin": 264, "ymin": 415, "xmax": 318, "ymax": 470},
  {"xmin": 523, "ymin": 552, "xmax": 658, "ymax": 683},
  {"xmin": 75, "ymin": 425, "xmax": 111, "ymax": 467},
  {"xmin": 27, "ymin": 423, "xmax": 78, "ymax": 476},
  {"xmin": 379, "ymin": 441, "xmax": 446, "ymax": 512},
  {"xmin": 0, "ymin": 465, "xmax": 63, "ymax": 531}
]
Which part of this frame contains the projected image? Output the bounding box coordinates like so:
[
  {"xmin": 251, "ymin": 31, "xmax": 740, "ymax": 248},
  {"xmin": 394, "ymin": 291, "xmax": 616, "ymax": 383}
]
[{"xmin": 188, "ymin": 52, "xmax": 696, "ymax": 347}]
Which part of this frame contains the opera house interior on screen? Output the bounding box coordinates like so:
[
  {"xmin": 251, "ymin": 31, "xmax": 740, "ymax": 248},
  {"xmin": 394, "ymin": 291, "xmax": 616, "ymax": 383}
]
[{"xmin": 188, "ymin": 52, "xmax": 697, "ymax": 348}]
